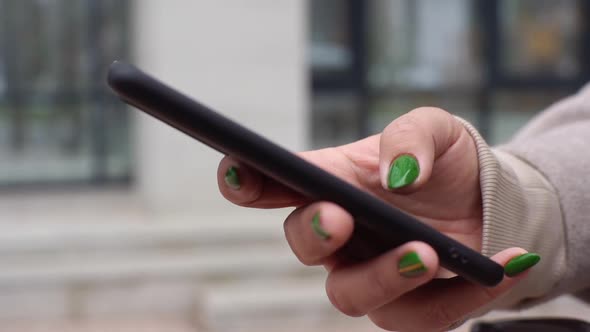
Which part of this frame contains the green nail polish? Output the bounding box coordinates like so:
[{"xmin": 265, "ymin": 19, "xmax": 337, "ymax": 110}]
[
  {"xmin": 398, "ymin": 251, "xmax": 427, "ymax": 277},
  {"xmin": 504, "ymin": 253, "xmax": 541, "ymax": 277},
  {"xmin": 388, "ymin": 155, "xmax": 419, "ymax": 189},
  {"xmin": 311, "ymin": 213, "xmax": 330, "ymax": 240},
  {"xmin": 224, "ymin": 166, "xmax": 240, "ymax": 189}
]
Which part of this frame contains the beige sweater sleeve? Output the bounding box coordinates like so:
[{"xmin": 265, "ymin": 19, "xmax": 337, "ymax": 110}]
[
  {"xmin": 458, "ymin": 83, "xmax": 590, "ymax": 308},
  {"xmin": 460, "ymin": 120, "xmax": 566, "ymax": 309}
]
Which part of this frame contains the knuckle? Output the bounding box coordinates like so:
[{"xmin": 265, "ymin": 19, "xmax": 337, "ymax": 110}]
[
  {"xmin": 387, "ymin": 115, "xmax": 422, "ymax": 136},
  {"xmin": 366, "ymin": 264, "xmax": 397, "ymax": 302},
  {"xmin": 368, "ymin": 313, "xmax": 398, "ymax": 331},
  {"xmin": 369, "ymin": 312, "xmax": 443, "ymax": 332},
  {"xmin": 283, "ymin": 218, "xmax": 315, "ymax": 266},
  {"xmin": 287, "ymin": 240, "xmax": 317, "ymax": 266},
  {"xmin": 291, "ymin": 247, "xmax": 316, "ymax": 266},
  {"xmin": 411, "ymin": 106, "xmax": 449, "ymax": 117},
  {"xmin": 325, "ymin": 275, "xmax": 365, "ymax": 317},
  {"xmin": 423, "ymin": 301, "xmax": 461, "ymax": 330}
]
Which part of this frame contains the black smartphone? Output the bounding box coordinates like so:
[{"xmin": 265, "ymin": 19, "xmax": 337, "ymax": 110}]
[{"xmin": 107, "ymin": 61, "xmax": 504, "ymax": 287}]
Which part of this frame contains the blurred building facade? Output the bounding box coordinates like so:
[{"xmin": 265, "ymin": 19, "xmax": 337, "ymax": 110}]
[
  {"xmin": 0, "ymin": 1, "xmax": 320, "ymax": 331},
  {"xmin": 310, "ymin": 0, "xmax": 590, "ymax": 148},
  {"xmin": 1, "ymin": 1, "xmax": 590, "ymax": 331}
]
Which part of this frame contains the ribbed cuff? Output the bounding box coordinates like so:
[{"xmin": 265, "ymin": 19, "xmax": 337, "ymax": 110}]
[{"xmin": 457, "ymin": 117, "xmax": 566, "ymax": 308}]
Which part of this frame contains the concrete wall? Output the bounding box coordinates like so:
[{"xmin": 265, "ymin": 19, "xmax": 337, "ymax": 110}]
[{"xmin": 132, "ymin": 0, "xmax": 308, "ymax": 214}]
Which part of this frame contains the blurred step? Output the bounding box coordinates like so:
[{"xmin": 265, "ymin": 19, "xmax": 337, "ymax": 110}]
[
  {"xmin": 0, "ymin": 243, "xmax": 324, "ymax": 324},
  {"xmin": 0, "ymin": 319, "xmax": 199, "ymax": 332},
  {"xmin": 201, "ymin": 278, "xmax": 341, "ymax": 331},
  {"xmin": 0, "ymin": 197, "xmax": 340, "ymax": 327},
  {"xmin": 0, "ymin": 244, "xmax": 315, "ymax": 287},
  {"xmin": 0, "ymin": 217, "xmax": 286, "ymax": 255}
]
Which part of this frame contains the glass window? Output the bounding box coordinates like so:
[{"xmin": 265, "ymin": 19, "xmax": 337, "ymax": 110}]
[
  {"xmin": 366, "ymin": 0, "xmax": 481, "ymax": 136},
  {"xmin": 309, "ymin": 0, "xmax": 361, "ymax": 148},
  {"xmin": 368, "ymin": 0, "xmax": 480, "ymax": 90},
  {"xmin": 310, "ymin": 0, "xmax": 352, "ymax": 74},
  {"xmin": 311, "ymin": 93, "xmax": 360, "ymax": 148},
  {"xmin": 0, "ymin": 0, "xmax": 131, "ymax": 185},
  {"xmin": 499, "ymin": 0, "xmax": 581, "ymax": 79},
  {"xmin": 309, "ymin": 0, "xmax": 588, "ymax": 148}
]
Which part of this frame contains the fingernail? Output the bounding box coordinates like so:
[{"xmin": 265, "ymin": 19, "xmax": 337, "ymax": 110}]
[
  {"xmin": 504, "ymin": 253, "xmax": 541, "ymax": 277},
  {"xmin": 311, "ymin": 212, "xmax": 330, "ymax": 240},
  {"xmin": 224, "ymin": 166, "xmax": 241, "ymax": 190},
  {"xmin": 398, "ymin": 251, "xmax": 427, "ymax": 278},
  {"xmin": 388, "ymin": 155, "xmax": 419, "ymax": 189}
]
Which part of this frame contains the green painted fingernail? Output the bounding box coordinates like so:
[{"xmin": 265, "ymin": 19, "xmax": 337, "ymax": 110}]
[
  {"xmin": 504, "ymin": 253, "xmax": 541, "ymax": 277},
  {"xmin": 311, "ymin": 213, "xmax": 330, "ymax": 240},
  {"xmin": 388, "ymin": 155, "xmax": 419, "ymax": 189},
  {"xmin": 224, "ymin": 166, "xmax": 240, "ymax": 190},
  {"xmin": 398, "ymin": 251, "xmax": 427, "ymax": 278}
]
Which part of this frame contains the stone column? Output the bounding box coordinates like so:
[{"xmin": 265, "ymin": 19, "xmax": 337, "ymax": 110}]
[{"xmin": 132, "ymin": 0, "xmax": 308, "ymax": 215}]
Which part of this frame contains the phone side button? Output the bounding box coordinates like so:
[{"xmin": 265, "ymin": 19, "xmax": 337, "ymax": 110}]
[{"xmin": 449, "ymin": 247, "xmax": 460, "ymax": 259}]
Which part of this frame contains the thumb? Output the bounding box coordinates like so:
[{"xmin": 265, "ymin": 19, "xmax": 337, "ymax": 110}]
[{"xmin": 379, "ymin": 107, "xmax": 465, "ymax": 192}]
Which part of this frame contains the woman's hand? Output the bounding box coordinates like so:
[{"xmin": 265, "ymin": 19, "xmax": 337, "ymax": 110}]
[{"xmin": 217, "ymin": 107, "xmax": 535, "ymax": 331}]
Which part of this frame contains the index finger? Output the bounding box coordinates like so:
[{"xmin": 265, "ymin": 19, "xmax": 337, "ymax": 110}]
[
  {"xmin": 217, "ymin": 155, "xmax": 306, "ymax": 208},
  {"xmin": 216, "ymin": 144, "xmax": 362, "ymax": 208}
]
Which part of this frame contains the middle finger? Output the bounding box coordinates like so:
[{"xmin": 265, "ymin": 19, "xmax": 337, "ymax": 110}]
[{"xmin": 283, "ymin": 201, "xmax": 354, "ymax": 266}]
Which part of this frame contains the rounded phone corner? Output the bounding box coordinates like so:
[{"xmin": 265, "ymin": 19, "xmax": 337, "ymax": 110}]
[{"xmin": 106, "ymin": 60, "xmax": 136, "ymax": 91}]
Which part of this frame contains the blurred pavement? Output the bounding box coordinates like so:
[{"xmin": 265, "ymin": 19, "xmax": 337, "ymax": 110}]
[{"xmin": 0, "ymin": 190, "xmax": 589, "ymax": 331}]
